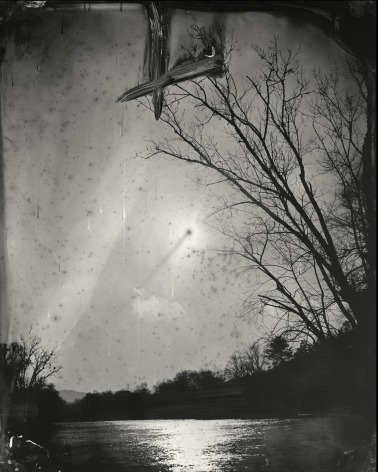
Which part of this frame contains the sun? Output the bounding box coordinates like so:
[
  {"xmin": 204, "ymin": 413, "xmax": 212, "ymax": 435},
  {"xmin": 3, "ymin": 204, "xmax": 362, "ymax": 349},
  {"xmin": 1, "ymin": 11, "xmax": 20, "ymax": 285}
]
[{"xmin": 170, "ymin": 215, "xmax": 205, "ymax": 253}]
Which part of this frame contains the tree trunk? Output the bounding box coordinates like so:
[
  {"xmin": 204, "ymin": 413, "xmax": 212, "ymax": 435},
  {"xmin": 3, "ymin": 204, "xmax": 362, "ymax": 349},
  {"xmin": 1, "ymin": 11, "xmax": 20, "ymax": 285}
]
[{"xmin": 360, "ymin": 59, "xmax": 376, "ymax": 360}]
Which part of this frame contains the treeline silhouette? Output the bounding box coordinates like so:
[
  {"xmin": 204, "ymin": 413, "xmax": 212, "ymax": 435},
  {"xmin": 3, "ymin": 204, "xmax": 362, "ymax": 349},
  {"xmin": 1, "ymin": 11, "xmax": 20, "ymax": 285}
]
[{"xmin": 60, "ymin": 331, "xmax": 375, "ymax": 425}]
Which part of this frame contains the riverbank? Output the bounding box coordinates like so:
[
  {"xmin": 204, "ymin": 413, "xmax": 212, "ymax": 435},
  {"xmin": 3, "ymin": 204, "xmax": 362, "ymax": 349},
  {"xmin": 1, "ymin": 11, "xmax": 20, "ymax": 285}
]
[
  {"xmin": 0, "ymin": 436, "xmax": 59, "ymax": 472},
  {"xmin": 338, "ymin": 432, "xmax": 376, "ymax": 472}
]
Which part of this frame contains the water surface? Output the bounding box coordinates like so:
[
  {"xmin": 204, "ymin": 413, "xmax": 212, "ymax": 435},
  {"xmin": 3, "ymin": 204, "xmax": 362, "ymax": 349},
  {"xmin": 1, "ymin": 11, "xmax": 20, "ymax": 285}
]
[{"xmin": 50, "ymin": 416, "xmax": 366, "ymax": 471}]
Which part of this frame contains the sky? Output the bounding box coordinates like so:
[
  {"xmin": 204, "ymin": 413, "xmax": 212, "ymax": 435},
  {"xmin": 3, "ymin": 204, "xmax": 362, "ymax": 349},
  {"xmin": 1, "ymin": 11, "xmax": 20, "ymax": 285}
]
[{"xmin": 1, "ymin": 4, "xmax": 347, "ymax": 392}]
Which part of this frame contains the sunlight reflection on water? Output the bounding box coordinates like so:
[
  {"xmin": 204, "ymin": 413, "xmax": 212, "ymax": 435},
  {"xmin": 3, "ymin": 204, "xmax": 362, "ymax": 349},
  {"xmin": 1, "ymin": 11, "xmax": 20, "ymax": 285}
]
[
  {"xmin": 115, "ymin": 419, "xmax": 268, "ymax": 471},
  {"xmin": 51, "ymin": 417, "xmax": 366, "ymax": 472}
]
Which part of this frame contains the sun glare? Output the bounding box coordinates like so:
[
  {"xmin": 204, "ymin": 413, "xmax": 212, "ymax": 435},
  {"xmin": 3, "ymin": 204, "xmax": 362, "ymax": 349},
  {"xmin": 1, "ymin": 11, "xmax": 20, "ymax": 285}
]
[{"xmin": 170, "ymin": 215, "xmax": 205, "ymax": 254}]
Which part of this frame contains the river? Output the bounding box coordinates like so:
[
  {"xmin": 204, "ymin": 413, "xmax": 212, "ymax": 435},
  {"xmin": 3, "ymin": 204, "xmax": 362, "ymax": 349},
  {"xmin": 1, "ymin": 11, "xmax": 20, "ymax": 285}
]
[{"xmin": 50, "ymin": 416, "xmax": 368, "ymax": 471}]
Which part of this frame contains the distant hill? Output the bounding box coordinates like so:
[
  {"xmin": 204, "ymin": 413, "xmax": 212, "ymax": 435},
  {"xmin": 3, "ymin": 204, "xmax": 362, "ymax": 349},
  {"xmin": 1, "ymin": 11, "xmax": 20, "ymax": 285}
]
[{"xmin": 59, "ymin": 389, "xmax": 87, "ymax": 403}]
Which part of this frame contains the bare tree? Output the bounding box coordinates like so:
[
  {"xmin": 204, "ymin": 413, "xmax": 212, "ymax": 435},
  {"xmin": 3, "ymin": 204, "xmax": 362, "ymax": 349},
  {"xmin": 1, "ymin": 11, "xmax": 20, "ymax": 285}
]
[
  {"xmin": 224, "ymin": 341, "xmax": 266, "ymax": 380},
  {"xmin": 224, "ymin": 353, "xmax": 247, "ymax": 380},
  {"xmin": 242, "ymin": 341, "xmax": 266, "ymax": 374},
  {"xmin": 4, "ymin": 334, "xmax": 61, "ymax": 391},
  {"xmin": 139, "ymin": 32, "xmax": 374, "ymax": 352},
  {"xmin": 0, "ymin": 334, "xmax": 61, "ymax": 435}
]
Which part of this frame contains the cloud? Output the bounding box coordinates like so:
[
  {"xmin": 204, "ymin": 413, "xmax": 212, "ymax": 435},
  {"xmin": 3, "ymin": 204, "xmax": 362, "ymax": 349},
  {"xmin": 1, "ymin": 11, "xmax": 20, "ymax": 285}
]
[{"xmin": 131, "ymin": 287, "xmax": 185, "ymax": 319}]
